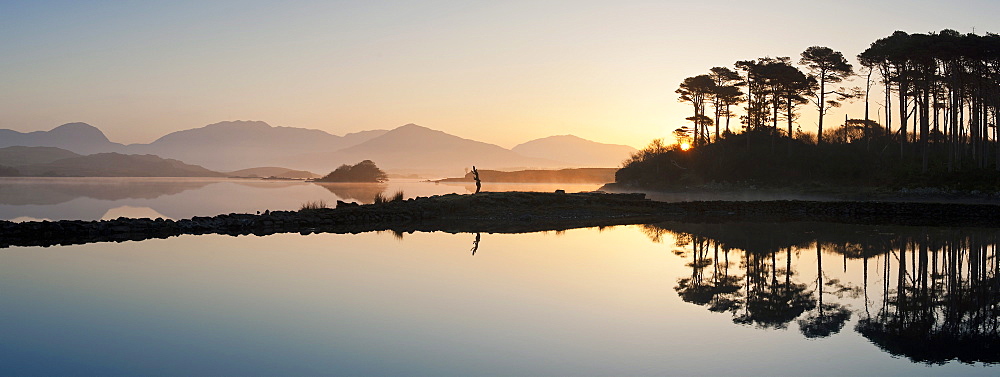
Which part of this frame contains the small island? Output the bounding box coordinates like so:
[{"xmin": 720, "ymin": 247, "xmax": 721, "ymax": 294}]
[{"xmin": 314, "ymin": 160, "xmax": 388, "ymax": 183}]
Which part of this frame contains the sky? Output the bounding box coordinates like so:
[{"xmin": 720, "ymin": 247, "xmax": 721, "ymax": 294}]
[{"xmin": 2, "ymin": 0, "xmax": 999, "ymax": 149}]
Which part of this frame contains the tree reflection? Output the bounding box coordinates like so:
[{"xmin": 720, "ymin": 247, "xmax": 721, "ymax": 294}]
[
  {"xmin": 645, "ymin": 222, "xmax": 1000, "ymax": 364},
  {"xmin": 674, "ymin": 236, "xmax": 743, "ymax": 313},
  {"xmin": 797, "ymin": 243, "xmax": 851, "ymax": 338},
  {"xmin": 856, "ymin": 233, "xmax": 1000, "ymax": 364},
  {"xmin": 670, "ymin": 231, "xmax": 815, "ymax": 330},
  {"xmin": 736, "ymin": 248, "xmax": 815, "ymax": 330}
]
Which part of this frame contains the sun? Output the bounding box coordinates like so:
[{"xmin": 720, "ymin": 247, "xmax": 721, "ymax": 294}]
[{"xmin": 679, "ymin": 142, "xmax": 691, "ymax": 151}]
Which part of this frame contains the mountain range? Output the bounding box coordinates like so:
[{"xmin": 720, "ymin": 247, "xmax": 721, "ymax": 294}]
[
  {"xmin": 0, "ymin": 123, "xmax": 125, "ymax": 155},
  {"xmin": 0, "ymin": 147, "xmax": 223, "ymax": 177},
  {"xmin": 0, "ymin": 121, "xmax": 637, "ymax": 176},
  {"xmin": 512, "ymin": 135, "xmax": 637, "ymax": 168}
]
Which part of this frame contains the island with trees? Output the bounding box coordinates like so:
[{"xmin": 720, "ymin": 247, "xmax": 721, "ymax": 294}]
[
  {"xmin": 314, "ymin": 160, "xmax": 388, "ymax": 183},
  {"xmin": 614, "ymin": 30, "xmax": 1000, "ymax": 193}
]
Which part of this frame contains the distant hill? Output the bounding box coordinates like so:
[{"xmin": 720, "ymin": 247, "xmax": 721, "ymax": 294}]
[
  {"xmin": 0, "ymin": 165, "xmax": 19, "ymax": 176},
  {"xmin": 512, "ymin": 135, "xmax": 637, "ymax": 168},
  {"xmin": 294, "ymin": 124, "xmax": 565, "ymax": 175},
  {"xmin": 129, "ymin": 120, "xmax": 382, "ymax": 171},
  {"xmin": 435, "ymin": 168, "xmax": 617, "ymax": 184},
  {"xmin": 0, "ymin": 121, "xmax": 389, "ymax": 172},
  {"xmin": 0, "ymin": 123, "xmax": 125, "ymax": 155},
  {"xmin": 341, "ymin": 129, "xmax": 389, "ymax": 146},
  {"xmin": 0, "ymin": 146, "xmax": 82, "ymax": 166},
  {"xmin": 226, "ymin": 166, "xmax": 319, "ymax": 179},
  {"xmin": 1, "ymin": 121, "xmax": 634, "ymax": 175},
  {"xmin": 16, "ymin": 153, "xmax": 224, "ymax": 177}
]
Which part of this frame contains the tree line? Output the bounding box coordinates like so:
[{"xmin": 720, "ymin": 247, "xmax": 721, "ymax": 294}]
[
  {"xmin": 859, "ymin": 30, "xmax": 1000, "ymax": 172},
  {"xmin": 620, "ymin": 29, "xmax": 1000, "ymax": 189},
  {"xmin": 675, "ymin": 46, "xmax": 854, "ymax": 147}
]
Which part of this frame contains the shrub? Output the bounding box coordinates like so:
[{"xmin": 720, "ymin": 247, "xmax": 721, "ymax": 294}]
[
  {"xmin": 300, "ymin": 200, "xmax": 329, "ymax": 210},
  {"xmin": 373, "ymin": 190, "xmax": 405, "ymax": 204}
]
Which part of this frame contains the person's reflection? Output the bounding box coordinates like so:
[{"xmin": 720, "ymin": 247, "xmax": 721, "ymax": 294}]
[{"xmin": 471, "ymin": 233, "xmax": 481, "ymax": 255}]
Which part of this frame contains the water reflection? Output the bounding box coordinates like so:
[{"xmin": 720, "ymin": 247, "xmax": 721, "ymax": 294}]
[
  {"xmin": 471, "ymin": 233, "xmax": 481, "ymax": 255},
  {"xmin": 101, "ymin": 206, "xmax": 171, "ymax": 220},
  {"xmin": 0, "ymin": 177, "xmax": 214, "ymax": 205},
  {"xmin": 0, "ymin": 178, "xmax": 604, "ymax": 221},
  {"xmin": 2, "ymin": 224, "xmax": 998, "ymax": 375},
  {"xmin": 856, "ymin": 237, "xmax": 1000, "ymax": 364},
  {"xmin": 645, "ymin": 222, "xmax": 1000, "ymax": 364},
  {"xmin": 313, "ymin": 182, "xmax": 387, "ymax": 204}
]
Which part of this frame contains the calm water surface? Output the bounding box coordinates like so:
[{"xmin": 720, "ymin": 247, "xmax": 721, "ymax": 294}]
[
  {"xmin": 0, "ymin": 177, "xmax": 601, "ymax": 221},
  {"xmin": 2, "ymin": 224, "xmax": 998, "ymax": 375},
  {"xmin": 0, "ymin": 179, "xmax": 997, "ymax": 375}
]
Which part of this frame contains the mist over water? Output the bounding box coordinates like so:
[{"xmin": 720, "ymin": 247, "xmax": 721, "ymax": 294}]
[
  {"xmin": 603, "ymin": 185, "xmax": 1000, "ymax": 204},
  {"xmin": 640, "ymin": 189, "xmax": 837, "ymax": 203}
]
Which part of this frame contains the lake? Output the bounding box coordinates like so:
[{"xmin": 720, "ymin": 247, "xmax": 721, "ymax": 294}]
[
  {"xmin": 1, "ymin": 179, "xmax": 997, "ymax": 376},
  {"xmin": 0, "ymin": 177, "xmax": 603, "ymax": 221}
]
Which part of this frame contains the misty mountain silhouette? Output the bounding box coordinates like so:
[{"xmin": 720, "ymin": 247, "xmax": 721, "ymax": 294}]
[
  {"xmin": 16, "ymin": 153, "xmax": 223, "ymax": 177},
  {"xmin": 292, "ymin": 123, "xmax": 566, "ymax": 175},
  {"xmin": 226, "ymin": 166, "xmax": 319, "ymax": 179},
  {"xmin": 127, "ymin": 120, "xmax": 387, "ymax": 171},
  {"xmin": 341, "ymin": 129, "xmax": 390, "ymax": 146},
  {"xmin": 0, "ymin": 123, "xmax": 125, "ymax": 155},
  {"xmin": 0, "ymin": 146, "xmax": 82, "ymax": 166},
  {"xmin": 1, "ymin": 121, "xmax": 635, "ymax": 175},
  {"xmin": 512, "ymin": 135, "xmax": 637, "ymax": 168}
]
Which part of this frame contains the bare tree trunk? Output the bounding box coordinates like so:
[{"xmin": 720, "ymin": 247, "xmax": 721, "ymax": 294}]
[
  {"xmin": 948, "ymin": 85, "xmax": 957, "ymax": 172},
  {"xmin": 725, "ymin": 104, "xmax": 732, "ymax": 134},
  {"xmin": 995, "ymin": 104, "xmax": 999, "ymax": 171},
  {"xmin": 921, "ymin": 80, "xmax": 930, "ymax": 173},
  {"xmin": 714, "ymin": 100, "xmax": 721, "ymax": 141},
  {"xmin": 818, "ymin": 71, "xmax": 827, "ymax": 144},
  {"xmin": 787, "ymin": 98, "xmax": 795, "ymax": 156},
  {"xmin": 899, "ymin": 75, "xmax": 909, "ymax": 159}
]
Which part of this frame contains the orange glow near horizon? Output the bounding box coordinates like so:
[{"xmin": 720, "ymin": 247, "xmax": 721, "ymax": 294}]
[{"xmin": 679, "ymin": 142, "xmax": 691, "ymax": 151}]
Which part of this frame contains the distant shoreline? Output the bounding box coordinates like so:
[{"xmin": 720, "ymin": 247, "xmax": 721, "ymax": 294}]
[
  {"xmin": 3, "ymin": 191, "xmax": 1000, "ymax": 248},
  {"xmin": 433, "ymin": 168, "xmax": 617, "ymax": 184},
  {"xmin": 600, "ymin": 182, "xmax": 1000, "ymax": 205}
]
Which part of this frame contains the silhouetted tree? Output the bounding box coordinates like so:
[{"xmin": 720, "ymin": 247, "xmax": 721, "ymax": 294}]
[
  {"xmin": 673, "ymin": 126, "xmax": 693, "ymax": 147},
  {"xmin": 708, "ymin": 67, "xmax": 746, "ymax": 137},
  {"xmin": 677, "ymin": 75, "xmax": 717, "ymax": 145},
  {"xmin": 771, "ymin": 62, "xmax": 815, "ymax": 140},
  {"xmin": 735, "ymin": 59, "xmax": 771, "ymax": 133},
  {"xmin": 633, "ymin": 29, "xmax": 1000, "ymax": 189},
  {"xmin": 800, "ymin": 46, "xmax": 855, "ymax": 144}
]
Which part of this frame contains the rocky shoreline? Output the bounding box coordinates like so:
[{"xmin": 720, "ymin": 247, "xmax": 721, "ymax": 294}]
[{"xmin": 3, "ymin": 191, "xmax": 1000, "ymax": 248}]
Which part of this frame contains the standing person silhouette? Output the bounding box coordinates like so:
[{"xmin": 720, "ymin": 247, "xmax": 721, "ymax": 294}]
[{"xmin": 471, "ymin": 166, "xmax": 481, "ymax": 194}]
